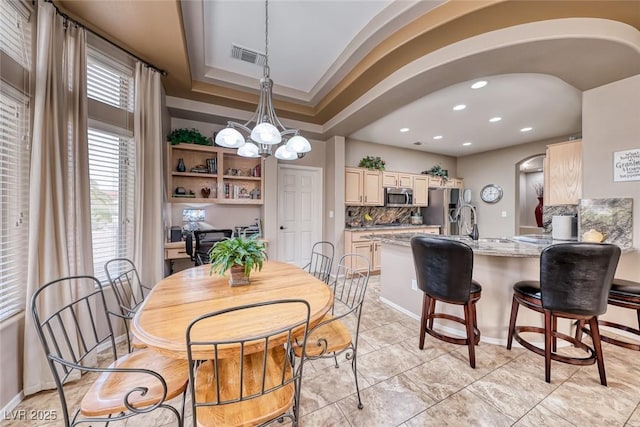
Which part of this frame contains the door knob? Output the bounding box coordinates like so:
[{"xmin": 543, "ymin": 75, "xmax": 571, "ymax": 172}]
[{"xmin": 280, "ymin": 226, "xmax": 286, "ymax": 229}]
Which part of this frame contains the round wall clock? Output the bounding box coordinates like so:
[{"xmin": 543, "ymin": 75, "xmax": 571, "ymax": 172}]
[{"xmin": 480, "ymin": 184, "xmax": 503, "ymax": 203}]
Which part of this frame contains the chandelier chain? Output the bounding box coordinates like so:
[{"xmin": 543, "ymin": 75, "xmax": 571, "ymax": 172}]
[{"xmin": 264, "ymin": 0, "xmax": 269, "ymax": 76}]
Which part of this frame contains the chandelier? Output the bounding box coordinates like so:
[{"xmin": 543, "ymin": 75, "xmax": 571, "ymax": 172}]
[{"xmin": 214, "ymin": 0, "xmax": 311, "ymax": 160}]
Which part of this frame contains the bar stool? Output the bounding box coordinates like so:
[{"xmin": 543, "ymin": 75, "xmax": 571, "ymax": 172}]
[
  {"xmin": 578, "ymin": 278, "xmax": 640, "ymax": 352},
  {"xmin": 506, "ymin": 243, "xmax": 621, "ymax": 385},
  {"xmin": 410, "ymin": 236, "xmax": 482, "ymax": 368}
]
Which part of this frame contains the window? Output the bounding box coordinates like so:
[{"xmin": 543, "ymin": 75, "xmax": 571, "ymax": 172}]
[
  {"xmin": 88, "ymin": 128, "xmax": 135, "ymax": 284},
  {"xmin": 0, "ymin": 0, "xmax": 31, "ymax": 322},
  {"xmin": 87, "ymin": 47, "xmax": 135, "ymax": 284}
]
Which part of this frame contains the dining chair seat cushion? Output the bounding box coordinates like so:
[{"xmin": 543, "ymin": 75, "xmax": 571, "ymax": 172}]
[
  {"xmin": 80, "ymin": 349, "xmax": 188, "ymax": 417},
  {"xmin": 470, "ymin": 280, "xmax": 482, "ymax": 294},
  {"xmin": 292, "ymin": 313, "xmax": 352, "ymax": 358},
  {"xmin": 194, "ymin": 345, "xmax": 294, "ymax": 427},
  {"xmin": 610, "ymin": 278, "xmax": 640, "ymax": 298},
  {"xmin": 513, "ymin": 280, "xmax": 541, "ymax": 299}
]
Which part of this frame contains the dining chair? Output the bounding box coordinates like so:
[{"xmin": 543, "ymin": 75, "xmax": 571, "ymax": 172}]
[
  {"xmin": 506, "ymin": 243, "xmax": 621, "ymax": 385},
  {"xmin": 186, "ymin": 299, "xmax": 311, "ymax": 427},
  {"xmin": 104, "ymin": 258, "xmax": 152, "ymax": 351},
  {"xmin": 31, "ymin": 275, "xmax": 189, "ymax": 426},
  {"xmin": 303, "ymin": 241, "xmax": 334, "ymax": 283},
  {"xmin": 293, "ymin": 253, "xmax": 371, "ymax": 409},
  {"xmin": 410, "ymin": 236, "xmax": 482, "ymax": 368}
]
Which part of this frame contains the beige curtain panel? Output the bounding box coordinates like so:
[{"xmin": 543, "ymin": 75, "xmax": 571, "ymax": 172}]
[{"xmin": 23, "ymin": 2, "xmax": 94, "ymax": 396}]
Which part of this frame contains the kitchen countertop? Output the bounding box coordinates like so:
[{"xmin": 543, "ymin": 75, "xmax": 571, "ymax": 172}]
[
  {"xmin": 345, "ymin": 224, "xmax": 441, "ymax": 231},
  {"xmin": 370, "ymin": 233, "xmax": 634, "ymax": 258}
]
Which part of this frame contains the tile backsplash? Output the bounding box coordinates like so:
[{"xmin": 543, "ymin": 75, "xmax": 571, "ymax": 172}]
[
  {"xmin": 345, "ymin": 206, "xmax": 414, "ymax": 227},
  {"xmin": 579, "ymin": 198, "xmax": 633, "ymax": 248}
]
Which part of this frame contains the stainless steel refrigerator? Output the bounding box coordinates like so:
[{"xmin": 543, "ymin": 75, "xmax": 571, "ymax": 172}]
[{"xmin": 420, "ymin": 188, "xmax": 460, "ymax": 236}]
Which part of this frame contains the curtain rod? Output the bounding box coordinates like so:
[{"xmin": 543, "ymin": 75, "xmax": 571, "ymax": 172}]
[{"xmin": 46, "ymin": 0, "xmax": 167, "ymax": 76}]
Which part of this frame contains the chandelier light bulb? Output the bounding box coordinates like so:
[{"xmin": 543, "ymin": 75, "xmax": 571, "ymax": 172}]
[
  {"xmin": 251, "ymin": 122, "xmax": 281, "ymax": 145},
  {"xmin": 275, "ymin": 144, "xmax": 297, "ymax": 160},
  {"xmin": 237, "ymin": 142, "xmax": 260, "ymax": 158},
  {"xmin": 285, "ymin": 135, "xmax": 311, "ymax": 153},
  {"xmin": 215, "ymin": 128, "xmax": 245, "ymax": 148}
]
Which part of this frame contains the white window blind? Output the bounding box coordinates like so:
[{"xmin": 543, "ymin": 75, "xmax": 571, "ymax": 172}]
[
  {"xmin": 0, "ymin": 0, "xmax": 31, "ymax": 322},
  {"xmin": 0, "ymin": 89, "xmax": 30, "ymax": 321},
  {"xmin": 87, "ymin": 46, "xmax": 135, "ymax": 285},
  {"xmin": 0, "ymin": 0, "xmax": 31, "ymax": 70},
  {"xmin": 87, "ymin": 50, "xmax": 134, "ymax": 112}
]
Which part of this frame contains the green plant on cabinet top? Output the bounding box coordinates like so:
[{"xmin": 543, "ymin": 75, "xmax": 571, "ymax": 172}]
[
  {"xmin": 167, "ymin": 128, "xmax": 210, "ymax": 145},
  {"xmin": 358, "ymin": 156, "xmax": 386, "ymax": 171}
]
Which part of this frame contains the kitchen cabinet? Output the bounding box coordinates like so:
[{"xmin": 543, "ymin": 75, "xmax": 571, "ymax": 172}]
[
  {"xmin": 429, "ymin": 176, "xmax": 463, "ymax": 188},
  {"xmin": 344, "ymin": 226, "xmax": 440, "ymax": 273},
  {"xmin": 383, "ymin": 172, "xmax": 413, "ymax": 188},
  {"xmin": 344, "ymin": 167, "xmax": 383, "ymax": 206},
  {"xmin": 412, "ymin": 175, "xmax": 429, "ymax": 206},
  {"xmin": 544, "ymin": 140, "xmax": 582, "ymax": 205},
  {"xmin": 445, "ymin": 178, "xmax": 464, "ymax": 188},
  {"xmin": 168, "ymin": 143, "xmax": 264, "ymax": 204}
]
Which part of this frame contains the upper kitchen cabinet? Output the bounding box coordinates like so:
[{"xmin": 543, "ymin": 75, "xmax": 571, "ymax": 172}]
[
  {"xmin": 345, "ymin": 167, "xmax": 383, "ymax": 206},
  {"xmin": 382, "ymin": 172, "xmax": 413, "ymax": 188},
  {"xmin": 544, "ymin": 140, "xmax": 582, "ymax": 205},
  {"xmin": 413, "ymin": 175, "xmax": 429, "ymax": 206}
]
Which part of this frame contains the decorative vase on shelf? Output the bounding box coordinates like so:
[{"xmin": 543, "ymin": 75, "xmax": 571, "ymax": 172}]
[
  {"xmin": 177, "ymin": 158, "xmax": 186, "ymax": 172},
  {"xmin": 534, "ymin": 197, "xmax": 544, "ymax": 227}
]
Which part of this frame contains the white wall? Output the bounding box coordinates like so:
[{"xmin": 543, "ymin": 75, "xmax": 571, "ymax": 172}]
[
  {"xmin": 582, "ymin": 74, "xmax": 640, "ymax": 280},
  {"xmin": 456, "ymin": 137, "xmax": 565, "ymax": 238},
  {"xmin": 345, "ymin": 139, "xmax": 457, "ymax": 176}
]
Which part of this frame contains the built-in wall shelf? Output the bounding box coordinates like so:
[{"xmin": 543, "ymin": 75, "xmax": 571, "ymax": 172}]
[{"xmin": 167, "ymin": 143, "xmax": 264, "ymax": 204}]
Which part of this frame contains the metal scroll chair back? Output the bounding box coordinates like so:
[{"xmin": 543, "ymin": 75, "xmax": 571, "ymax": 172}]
[
  {"xmin": 186, "ymin": 300, "xmax": 311, "ymax": 426},
  {"xmin": 104, "ymin": 258, "xmax": 152, "ymax": 351},
  {"xmin": 30, "ymin": 276, "xmax": 186, "ymax": 426},
  {"xmin": 194, "ymin": 229, "xmax": 233, "ymax": 266},
  {"xmin": 295, "ymin": 253, "xmax": 370, "ymax": 409},
  {"xmin": 303, "ymin": 241, "xmax": 334, "ymax": 283}
]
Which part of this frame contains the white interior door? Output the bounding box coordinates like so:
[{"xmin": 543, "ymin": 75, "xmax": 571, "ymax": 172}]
[{"xmin": 277, "ymin": 165, "xmax": 322, "ymax": 267}]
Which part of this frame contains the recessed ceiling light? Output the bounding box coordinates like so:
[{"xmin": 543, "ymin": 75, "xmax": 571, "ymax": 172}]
[
  {"xmin": 462, "ymin": 142, "xmax": 472, "ymax": 146},
  {"xmin": 400, "ymin": 127, "xmax": 410, "ymax": 133},
  {"xmin": 433, "ymin": 135, "xmax": 443, "ymax": 140},
  {"xmin": 471, "ymin": 81, "xmax": 487, "ymax": 89},
  {"xmin": 453, "ymin": 104, "xmax": 466, "ymax": 111},
  {"xmin": 520, "ymin": 127, "xmax": 533, "ymax": 132},
  {"xmin": 489, "ymin": 117, "xmax": 502, "ymax": 122},
  {"xmin": 413, "ymin": 141, "xmax": 423, "ymax": 146}
]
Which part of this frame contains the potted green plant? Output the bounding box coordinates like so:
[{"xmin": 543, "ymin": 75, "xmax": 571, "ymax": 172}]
[
  {"xmin": 167, "ymin": 128, "xmax": 210, "ymax": 146},
  {"xmin": 208, "ymin": 235, "xmax": 267, "ymax": 286},
  {"xmin": 422, "ymin": 164, "xmax": 448, "ymax": 180},
  {"xmin": 358, "ymin": 156, "xmax": 386, "ymax": 170}
]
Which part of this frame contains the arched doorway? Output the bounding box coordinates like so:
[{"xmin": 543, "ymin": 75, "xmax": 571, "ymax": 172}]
[{"xmin": 515, "ymin": 154, "xmax": 545, "ymax": 235}]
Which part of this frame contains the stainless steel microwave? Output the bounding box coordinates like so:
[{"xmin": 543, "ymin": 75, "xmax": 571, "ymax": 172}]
[{"xmin": 384, "ymin": 187, "xmax": 413, "ymax": 207}]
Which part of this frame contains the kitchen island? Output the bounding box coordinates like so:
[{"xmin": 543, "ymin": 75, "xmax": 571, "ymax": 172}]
[{"xmin": 377, "ymin": 233, "xmax": 636, "ymax": 345}]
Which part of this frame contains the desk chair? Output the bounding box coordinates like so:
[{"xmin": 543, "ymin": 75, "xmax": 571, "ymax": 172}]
[
  {"xmin": 186, "ymin": 229, "xmax": 233, "ymax": 266},
  {"xmin": 104, "ymin": 258, "xmax": 152, "ymax": 352},
  {"xmin": 506, "ymin": 243, "xmax": 620, "ymax": 385},
  {"xmin": 186, "ymin": 300, "xmax": 311, "ymax": 427},
  {"xmin": 31, "ymin": 276, "xmax": 188, "ymax": 426},
  {"xmin": 410, "ymin": 236, "xmax": 482, "ymax": 368}
]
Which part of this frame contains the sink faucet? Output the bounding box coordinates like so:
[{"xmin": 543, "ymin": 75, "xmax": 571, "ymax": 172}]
[{"xmin": 458, "ymin": 204, "xmax": 479, "ymax": 240}]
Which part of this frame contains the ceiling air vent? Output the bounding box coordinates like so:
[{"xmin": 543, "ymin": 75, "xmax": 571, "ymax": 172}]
[{"xmin": 231, "ymin": 44, "xmax": 267, "ymax": 66}]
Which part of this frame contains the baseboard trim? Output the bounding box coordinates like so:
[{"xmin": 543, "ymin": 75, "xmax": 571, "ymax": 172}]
[{"xmin": 1, "ymin": 391, "xmax": 24, "ymax": 418}]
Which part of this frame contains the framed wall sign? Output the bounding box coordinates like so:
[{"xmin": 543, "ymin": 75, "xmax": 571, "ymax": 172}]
[{"xmin": 613, "ymin": 148, "xmax": 640, "ymax": 182}]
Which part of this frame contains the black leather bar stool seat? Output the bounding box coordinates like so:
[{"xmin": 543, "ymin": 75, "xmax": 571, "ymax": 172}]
[
  {"xmin": 411, "ymin": 236, "xmax": 482, "ymax": 368},
  {"xmin": 506, "ymin": 243, "xmax": 621, "ymax": 385},
  {"xmin": 579, "ymin": 278, "xmax": 640, "ymax": 352}
]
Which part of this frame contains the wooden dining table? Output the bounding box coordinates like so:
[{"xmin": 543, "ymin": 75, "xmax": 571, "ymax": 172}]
[{"xmin": 131, "ymin": 261, "xmax": 334, "ymax": 360}]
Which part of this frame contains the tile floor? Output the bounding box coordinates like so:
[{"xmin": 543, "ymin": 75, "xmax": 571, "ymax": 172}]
[{"xmin": 7, "ymin": 276, "xmax": 640, "ymax": 426}]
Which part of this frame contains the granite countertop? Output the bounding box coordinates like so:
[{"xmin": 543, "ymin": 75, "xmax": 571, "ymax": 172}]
[
  {"xmin": 345, "ymin": 224, "xmax": 441, "ymax": 231},
  {"xmin": 371, "ymin": 233, "xmax": 634, "ymax": 258}
]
